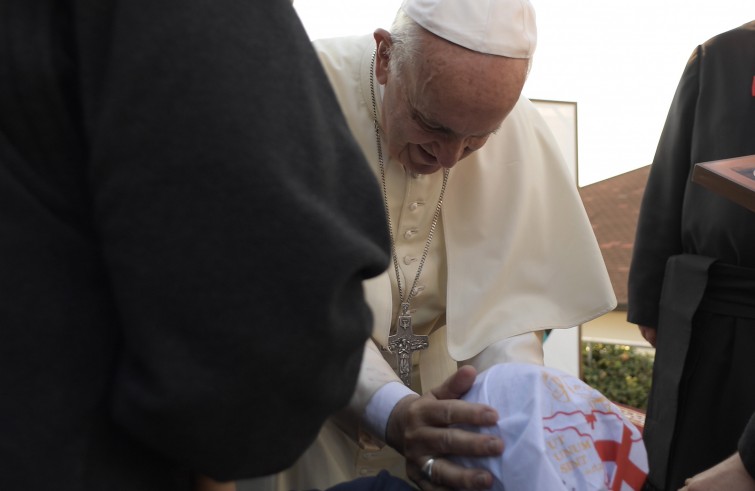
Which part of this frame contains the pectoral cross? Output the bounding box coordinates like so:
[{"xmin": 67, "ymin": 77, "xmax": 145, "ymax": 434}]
[{"xmin": 387, "ymin": 303, "xmax": 429, "ymax": 386}]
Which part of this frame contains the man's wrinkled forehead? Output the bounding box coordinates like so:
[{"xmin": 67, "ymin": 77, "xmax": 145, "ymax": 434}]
[{"xmin": 406, "ymin": 87, "xmax": 503, "ymax": 140}]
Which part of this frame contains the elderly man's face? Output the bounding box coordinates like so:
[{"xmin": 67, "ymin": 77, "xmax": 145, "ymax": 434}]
[{"xmin": 373, "ymin": 29, "xmax": 528, "ymax": 175}]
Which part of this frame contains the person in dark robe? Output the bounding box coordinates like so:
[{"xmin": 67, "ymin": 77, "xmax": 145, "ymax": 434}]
[
  {"xmin": 627, "ymin": 20, "xmax": 755, "ymax": 491},
  {"xmin": 0, "ymin": 1, "xmax": 394, "ymax": 489}
]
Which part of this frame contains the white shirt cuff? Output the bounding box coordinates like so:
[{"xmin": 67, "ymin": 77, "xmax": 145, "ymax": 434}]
[{"xmin": 362, "ymin": 381, "xmax": 416, "ymax": 441}]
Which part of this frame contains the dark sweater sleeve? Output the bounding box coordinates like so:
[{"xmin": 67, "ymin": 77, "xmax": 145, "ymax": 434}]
[
  {"xmin": 626, "ymin": 47, "xmax": 700, "ymax": 329},
  {"xmin": 78, "ymin": 0, "xmax": 389, "ymax": 479}
]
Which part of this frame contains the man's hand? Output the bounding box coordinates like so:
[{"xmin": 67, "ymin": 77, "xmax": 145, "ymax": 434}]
[
  {"xmin": 638, "ymin": 325, "xmax": 657, "ymax": 347},
  {"xmin": 679, "ymin": 453, "xmax": 755, "ymax": 491},
  {"xmin": 385, "ymin": 365, "xmax": 503, "ymax": 490}
]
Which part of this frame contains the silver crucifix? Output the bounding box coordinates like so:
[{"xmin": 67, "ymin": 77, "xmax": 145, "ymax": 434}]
[{"xmin": 387, "ymin": 303, "xmax": 429, "ymax": 386}]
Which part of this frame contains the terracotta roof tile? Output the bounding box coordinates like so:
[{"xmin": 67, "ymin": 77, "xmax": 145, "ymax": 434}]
[{"xmin": 578, "ymin": 166, "xmax": 650, "ymax": 310}]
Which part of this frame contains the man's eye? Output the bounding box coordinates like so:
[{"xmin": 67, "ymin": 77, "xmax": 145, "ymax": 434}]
[
  {"xmin": 417, "ymin": 119, "xmax": 436, "ymax": 131},
  {"xmin": 423, "ymin": 121, "xmax": 444, "ymax": 133},
  {"xmin": 413, "ymin": 113, "xmax": 441, "ymax": 132}
]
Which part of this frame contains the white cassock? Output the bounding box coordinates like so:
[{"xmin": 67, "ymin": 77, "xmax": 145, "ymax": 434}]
[{"xmin": 238, "ymin": 34, "xmax": 616, "ymax": 491}]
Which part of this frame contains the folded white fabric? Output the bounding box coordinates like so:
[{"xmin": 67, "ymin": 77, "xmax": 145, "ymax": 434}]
[{"xmin": 451, "ymin": 363, "xmax": 648, "ymax": 490}]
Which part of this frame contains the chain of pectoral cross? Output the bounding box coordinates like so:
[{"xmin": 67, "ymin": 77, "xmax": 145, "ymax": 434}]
[{"xmin": 370, "ymin": 49, "xmax": 449, "ymax": 387}]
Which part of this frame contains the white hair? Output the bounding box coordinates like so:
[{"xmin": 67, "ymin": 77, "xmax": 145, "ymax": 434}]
[{"xmin": 386, "ymin": 10, "xmax": 425, "ymax": 75}]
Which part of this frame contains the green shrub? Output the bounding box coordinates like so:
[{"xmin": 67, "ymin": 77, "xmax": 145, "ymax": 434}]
[{"xmin": 582, "ymin": 343, "xmax": 653, "ymax": 410}]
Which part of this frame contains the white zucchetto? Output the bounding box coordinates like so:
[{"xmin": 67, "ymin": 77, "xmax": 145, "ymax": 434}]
[{"xmin": 400, "ymin": 0, "xmax": 537, "ymax": 58}]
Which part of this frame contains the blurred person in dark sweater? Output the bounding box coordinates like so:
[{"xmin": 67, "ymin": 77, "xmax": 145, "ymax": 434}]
[{"xmin": 0, "ymin": 1, "xmax": 392, "ymax": 489}]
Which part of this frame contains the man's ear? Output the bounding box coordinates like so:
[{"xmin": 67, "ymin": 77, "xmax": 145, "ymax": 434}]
[{"xmin": 372, "ymin": 28, "xmax": 392, "ymax": 85}]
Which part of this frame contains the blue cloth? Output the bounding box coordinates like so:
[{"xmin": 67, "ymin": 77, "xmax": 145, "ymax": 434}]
[{"xmin": 323, "ymin": 471, "xmax": 415, "ymax": 491}]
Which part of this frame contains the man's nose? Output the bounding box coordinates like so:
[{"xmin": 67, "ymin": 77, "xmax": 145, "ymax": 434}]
[{"xmin": 433, "ymin": 137, "xmax": 466, "ymax": 168}]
